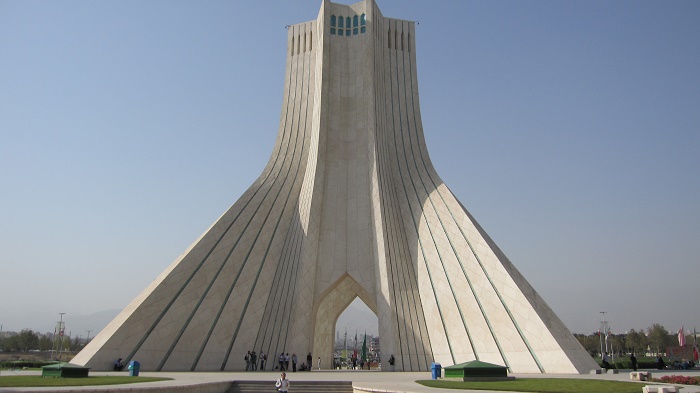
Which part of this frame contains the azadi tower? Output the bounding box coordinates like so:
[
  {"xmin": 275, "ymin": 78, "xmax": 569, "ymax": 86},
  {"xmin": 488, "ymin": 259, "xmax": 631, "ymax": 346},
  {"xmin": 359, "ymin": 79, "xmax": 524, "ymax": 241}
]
[{"xmin": 74, "ymin": 0, "xmax": 598, "ymax": 373}]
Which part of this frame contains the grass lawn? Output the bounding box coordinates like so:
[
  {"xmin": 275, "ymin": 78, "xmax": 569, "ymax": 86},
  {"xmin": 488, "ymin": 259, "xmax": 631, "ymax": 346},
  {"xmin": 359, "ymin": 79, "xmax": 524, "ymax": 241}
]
[
  {"xmin": 0, "ymin": 375, "xmax": 171, "ymax": 388},
  {"xmin": 417, "ymin": 378, "xmax": 658, "ymax": 393}
]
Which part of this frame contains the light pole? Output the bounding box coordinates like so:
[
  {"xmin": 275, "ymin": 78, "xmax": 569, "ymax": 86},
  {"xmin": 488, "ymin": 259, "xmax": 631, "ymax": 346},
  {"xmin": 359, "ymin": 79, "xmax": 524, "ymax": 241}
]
[
  {"xmin": 51, "ymin": 313, "xmax": 66, "ymax": 360},
  {"xmin": 599, "ymin": 311, "xmax": 607, "ymax": 357},
  {"xmin": 57, "ymin": 313, "xmax": 66, "ymax": 357}
]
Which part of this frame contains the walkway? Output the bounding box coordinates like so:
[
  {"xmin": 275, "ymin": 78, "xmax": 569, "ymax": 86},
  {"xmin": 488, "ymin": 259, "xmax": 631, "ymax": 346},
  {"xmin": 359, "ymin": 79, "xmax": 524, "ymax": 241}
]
[{"xmin": 1, "ymin": 368, "xmax": 699, "ymax": 393}]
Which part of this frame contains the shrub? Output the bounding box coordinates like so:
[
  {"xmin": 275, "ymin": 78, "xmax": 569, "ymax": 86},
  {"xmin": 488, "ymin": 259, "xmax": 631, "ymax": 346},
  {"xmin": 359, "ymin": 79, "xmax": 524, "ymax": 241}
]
[
  {"xmin": 0, "ymin": 360, "xmax": 59, "ymax": 369},
  {"xmin": 657, "ymin": 375, "xmax": 700, "ymax": 385}
]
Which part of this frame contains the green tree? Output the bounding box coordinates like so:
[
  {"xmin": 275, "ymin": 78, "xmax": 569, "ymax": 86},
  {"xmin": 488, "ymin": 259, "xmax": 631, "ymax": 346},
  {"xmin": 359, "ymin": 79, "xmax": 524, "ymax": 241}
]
[
  {"xmin": 574, "ymin": 333, "xmax": 601, "ymax": 357},
  {"xmin": 16, "ymin": 329, "xmax": 39, "ymax": 352},
  {"xmin": 71, "ymin": 335, "xmax": 83, "ymax": 351},
  {"xmin": 61, "ymin": 336, "xmax": 72, "ymax": 351},
  {"xmin": 626, "ymin": 329, "xmax": 647, "ymax": 355},
  {"xmin": 38, "ymin": 335, "xmax": 52, "ymax": 351},
  {"xmin": 647, "ymin": 323, "xmax": 672, "ymax": 355},
  {"xmin": 3, "ymin": 335, "xmax": 19, "ymax": 351},
  {"xmin": 683, "ymin": 332, "xmax": 695, "ymax": 346},
  {"xmin": 609, "ymin": 334, "xmax": 626, "ymax": 357}
]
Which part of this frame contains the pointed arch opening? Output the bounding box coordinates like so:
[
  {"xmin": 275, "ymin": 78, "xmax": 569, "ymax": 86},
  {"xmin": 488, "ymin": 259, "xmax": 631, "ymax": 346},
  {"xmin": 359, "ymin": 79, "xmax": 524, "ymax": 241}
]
[
  {"xmin": 312, "ymin": 274, "xmax": 377, "ymax": 370},
  {"xmin": 335, "ymin": 297, "xmax": 379, "ymax": 369}
]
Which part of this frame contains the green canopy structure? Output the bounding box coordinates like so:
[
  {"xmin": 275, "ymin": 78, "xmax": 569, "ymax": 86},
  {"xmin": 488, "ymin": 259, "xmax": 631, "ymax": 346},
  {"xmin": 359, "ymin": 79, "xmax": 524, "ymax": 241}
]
[
  {"xmin": 443, "ymin": 360, "xmax": 512, "ymax": 381},
  {"xmin": 41, "ymin": 362, "xmax": 90, "ymax": 378}
]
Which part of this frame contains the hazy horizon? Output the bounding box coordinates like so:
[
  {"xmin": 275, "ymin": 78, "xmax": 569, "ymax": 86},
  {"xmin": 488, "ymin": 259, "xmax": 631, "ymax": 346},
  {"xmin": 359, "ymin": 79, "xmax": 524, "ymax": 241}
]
[{"xmin": 1, "ymin": 1, "xmax": 698, "ymax": 339}]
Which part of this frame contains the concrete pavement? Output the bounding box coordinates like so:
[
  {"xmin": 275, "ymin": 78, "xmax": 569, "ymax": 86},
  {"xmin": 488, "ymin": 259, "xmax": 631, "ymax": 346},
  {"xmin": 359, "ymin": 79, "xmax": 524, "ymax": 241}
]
[{"xmin": 1, "ymin": 368, "xmax": 699, "ymax": 393}]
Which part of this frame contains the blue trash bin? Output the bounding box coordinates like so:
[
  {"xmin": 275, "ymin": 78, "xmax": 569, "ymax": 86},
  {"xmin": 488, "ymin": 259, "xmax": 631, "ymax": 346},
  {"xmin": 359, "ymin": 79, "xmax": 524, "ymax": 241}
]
[
  {"xmin": 431, "ymin": 362, "xmax": 441, "ymax": 379},
  {"xmin": 128, "ymin": 360, "xmax": 140, "ymax": 376}
]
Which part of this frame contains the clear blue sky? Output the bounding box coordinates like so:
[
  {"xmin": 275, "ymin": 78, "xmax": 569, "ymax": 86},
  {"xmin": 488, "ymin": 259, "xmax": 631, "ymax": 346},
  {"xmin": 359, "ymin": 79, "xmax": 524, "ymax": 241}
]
[{"xmin": 1, "ymin": 0, "xmax": 698, "ymax": 338}]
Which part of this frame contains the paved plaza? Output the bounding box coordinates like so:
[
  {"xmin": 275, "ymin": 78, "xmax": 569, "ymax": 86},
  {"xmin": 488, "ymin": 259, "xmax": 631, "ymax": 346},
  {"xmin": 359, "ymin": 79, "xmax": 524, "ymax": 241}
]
[{"xmin": 2, "ymin": 368, "xmax": 700, "ymax": 393}]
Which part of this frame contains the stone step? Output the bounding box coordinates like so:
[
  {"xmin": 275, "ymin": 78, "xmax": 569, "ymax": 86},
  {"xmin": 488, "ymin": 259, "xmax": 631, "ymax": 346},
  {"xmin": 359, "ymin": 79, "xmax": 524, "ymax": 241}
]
[{"xmin": 229, "ymin": 380, "xmax": 354, "ymax": 393}]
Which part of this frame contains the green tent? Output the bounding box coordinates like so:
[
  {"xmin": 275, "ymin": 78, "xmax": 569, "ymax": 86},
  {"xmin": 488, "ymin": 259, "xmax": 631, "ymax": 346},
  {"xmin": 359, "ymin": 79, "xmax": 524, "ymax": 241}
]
[
  {"xmin": 41, "ymin": 362, "xmax": 90, "ymax": 378},
  {"xmin": 443, "ymin": 360, "xmax": 512, "ymax": 381}
]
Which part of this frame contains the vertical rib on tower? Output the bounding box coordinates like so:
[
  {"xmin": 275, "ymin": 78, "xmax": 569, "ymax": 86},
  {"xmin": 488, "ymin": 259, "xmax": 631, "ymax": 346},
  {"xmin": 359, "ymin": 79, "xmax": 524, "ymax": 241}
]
[{"xmin": 73, "ymin": 0, "xmax": 598, "ymax": 374}]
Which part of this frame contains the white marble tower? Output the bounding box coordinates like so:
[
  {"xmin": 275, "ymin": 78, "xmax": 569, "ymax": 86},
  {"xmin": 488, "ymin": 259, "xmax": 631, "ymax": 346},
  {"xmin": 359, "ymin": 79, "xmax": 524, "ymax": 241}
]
[{"xmin": 73, "ymin": 0, "xmax": 598, "ymax": 373}]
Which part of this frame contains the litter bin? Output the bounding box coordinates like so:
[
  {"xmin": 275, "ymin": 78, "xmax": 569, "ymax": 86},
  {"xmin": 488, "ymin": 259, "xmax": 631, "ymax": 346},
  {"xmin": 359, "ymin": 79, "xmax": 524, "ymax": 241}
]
[
  {"xmin": 431, "ymin": 362, "xmax": 441, "ymax": 379},
  {"xmin": 128, "ymin": 360, "xmax": 140, "ymax": 377}
]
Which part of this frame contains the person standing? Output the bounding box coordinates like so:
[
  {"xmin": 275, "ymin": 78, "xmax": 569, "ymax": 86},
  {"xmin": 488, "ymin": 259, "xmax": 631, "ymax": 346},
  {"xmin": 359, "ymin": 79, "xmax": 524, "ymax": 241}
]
[
  {"xmin": 602, "ymin": 352, "xmax": 610, "ymax": 369},
  {"xmin": 630, "ymin": 353, "xmax": 638, "ymax": 371},
  {"xmin": 260, "ymin": 351, "xmax": 266, "ymax": 371},
  {"xmin": 279, "ymin": 352, "xmax": 285, "ymax": 371},
  {"xmin": 388, "ymin": 354, "xmax": 395, "ymax": 372},
  {"xmin": 656, "ymin": 355, "xmax": 665, "ymax": 370},
  {"xmin": 245, "ymin": 351, "xmax": 252, "ymax": 371},
  {"xmin": 317, "ymin": 356, "xmax": 321, "ymax": 370},
  {"xmin": 307, "ymin": 352, "xmax": 312, "ymax": 370},
  {"xmin": 275, "ymin": 372, "xmax": 290, "ymax": 393},
  {"xmin": 251, "ymin": 351, "xmax": 257, "ymax": 371},
  {"xmin": 292, "ymin": 353, "xmax": 298, "ymax": 372},
  {"xmin": 285, "ymin": 353, "xmax": 290, "ymax": 371}
]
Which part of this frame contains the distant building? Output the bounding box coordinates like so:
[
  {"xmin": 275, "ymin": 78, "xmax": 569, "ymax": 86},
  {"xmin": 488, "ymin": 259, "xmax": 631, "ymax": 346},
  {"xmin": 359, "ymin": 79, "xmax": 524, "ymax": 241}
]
[{"xmin": 370, "ymin": 336, "xmax": 380, "ymax": 354}]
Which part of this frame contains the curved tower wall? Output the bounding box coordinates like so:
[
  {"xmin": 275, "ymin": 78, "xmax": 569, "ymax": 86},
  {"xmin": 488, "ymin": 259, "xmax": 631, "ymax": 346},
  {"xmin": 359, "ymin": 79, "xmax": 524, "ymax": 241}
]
[{"xmin": 73, "ymin": 0, "xmax": 598, "ymax": 374}]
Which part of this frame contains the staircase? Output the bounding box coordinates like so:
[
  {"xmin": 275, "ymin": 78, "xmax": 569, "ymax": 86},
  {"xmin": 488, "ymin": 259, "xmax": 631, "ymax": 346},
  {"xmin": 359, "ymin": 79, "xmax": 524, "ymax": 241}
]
[{"xmin": 229, "ymin": 380, "xmax": 353, "ymax": 393}]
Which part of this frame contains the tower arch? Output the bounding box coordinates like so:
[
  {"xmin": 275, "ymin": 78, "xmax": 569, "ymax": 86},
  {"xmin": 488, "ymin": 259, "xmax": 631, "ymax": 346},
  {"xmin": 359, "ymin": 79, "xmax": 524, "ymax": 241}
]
[
  {"xmin": 73, "ymin": 0, "xmax": 599, "ymax": 374},
  {"xmin": 311, "ymin": 273, "xmax": 377, "ymax": 369}
]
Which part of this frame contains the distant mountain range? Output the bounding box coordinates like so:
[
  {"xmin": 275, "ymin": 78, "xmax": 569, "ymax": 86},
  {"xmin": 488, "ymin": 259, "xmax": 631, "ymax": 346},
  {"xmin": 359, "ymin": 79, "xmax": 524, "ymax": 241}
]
[
  {"xmin": 5, "ymin": 309, "xmax": 122, "ymax": 337},
  {"xmin": 10, "ymin": 299, "xmax": 378, "ymax": 340},
  {"xmin": 335, "ymin": 299, "xmax": 378, "ymax": 337},
  {"xmin": 66, "ymin": 309, "xmax": 121, "ymax": 338}
]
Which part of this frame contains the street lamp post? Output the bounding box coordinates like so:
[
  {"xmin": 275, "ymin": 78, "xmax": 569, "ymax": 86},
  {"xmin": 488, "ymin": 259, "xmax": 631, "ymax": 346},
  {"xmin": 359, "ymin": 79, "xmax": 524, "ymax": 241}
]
[
  {"xmin": 599, "ymin": 311, "xmax": 607, "ymax": 358},
  {"xmin": 58, "ymin": 313, "xmax": 65, "ymax": 355},
  {"xmin": 52, "ymin": 313, "xmax": 66, "ymax": 360}
]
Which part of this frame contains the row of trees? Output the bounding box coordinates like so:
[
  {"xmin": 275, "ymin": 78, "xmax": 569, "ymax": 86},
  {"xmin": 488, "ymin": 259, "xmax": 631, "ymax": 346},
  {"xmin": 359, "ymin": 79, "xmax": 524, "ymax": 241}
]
[
  {"xmin": 0, "ymin": 329, "xmax": 89, "ymax": 353},
  {"xmin": 575, "ymin": 323, "xmax": 695, "ymax": 357},
  {"xmin": 2, "ymin": 323, "xmax": 695, "ymax": 357}
]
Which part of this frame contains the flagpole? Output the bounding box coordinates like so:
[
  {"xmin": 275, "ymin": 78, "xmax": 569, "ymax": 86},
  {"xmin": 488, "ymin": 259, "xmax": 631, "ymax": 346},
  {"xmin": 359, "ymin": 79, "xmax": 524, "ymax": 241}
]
[
  {"xmin": 600, "ymin": 311, "xmax": 607, "ymax": 356},
  {"xmin": 609, "ymin": 324, "xmax": 613, "ymax": 362},
  {"xmin": 694, "ymin": 326, "xmax": 699, "ymax": 362}
]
